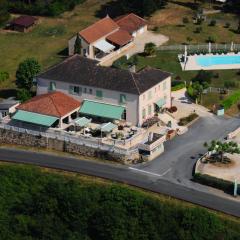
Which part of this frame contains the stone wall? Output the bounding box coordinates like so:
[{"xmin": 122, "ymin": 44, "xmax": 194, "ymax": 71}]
[{"xmin": 0, "ymin": 128, "xmax": 139, "ymax": 164}]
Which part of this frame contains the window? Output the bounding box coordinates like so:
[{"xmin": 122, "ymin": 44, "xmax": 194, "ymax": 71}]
[
  {"xmin": 96, "ymin": 90, "xmax": 103, "ymax": 99},
  {"xmin": 49, "ymin": 82, "xmax": 56, "ymax": 91},
  {"xmin": 155, "ymin": 87, "xmax": 157, "ymax": 93},
  {"xmin": 158, "ymin": 85, "xmax": 161, "ymax": 91},
  {"xmin": 148, "ymin": 105, "xmax": 152, "ymax": 115},
  {"xmin": 89, "ymin": 89, "xmax": 93, "ymax": 95},
  {"xmin": 119, "ymin": 94, "xmax": 126, "ymax": 104},
  {"xmin": 148, "ymin": 90, "xmax": 152, "ymax": 100},
  {"xmin": 69, "ymin": 85, "xmax": 81, "ymax": 95},
  {"xmin": 142, "ymin": 108, "xmax": 146, "ymax": 119},
  {"xmin": 143, "ymin": 94, "xmax": 145, "ymax": 100},
  {"xmin": 163, "ymin": 81, "xmax": 167, "ymax": 91},
  {"xmin": 84, "ymin": 88, "xmax": 87, "ymax": 93}
]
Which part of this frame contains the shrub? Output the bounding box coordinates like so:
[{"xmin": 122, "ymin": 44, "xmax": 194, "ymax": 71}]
[
  {"xmin": 192, "ymin": 70, "xmax": 213, "ymax": 85},
  {"xmin": 224, "ymin": 80, "xmax": 237, "ymax": 89},
  {"xmin": 195, "ymin": 27, "xmax": 202, "ymax": 33},
  {"xmin": 209, "ymin": 19, "xmax": 216, "ymax": 26},
  {"xmin": 168, "ymin": 106, "xmax": 177, "ymax": 113},
  {"xmin": 222, "ymin": 90, "xmax": 240, "ymax": 109},
  {"xmin": 207, "ymin": 36, "xmax": 216, "ymax": 43},
  {"xmin": 0, "ymin": 71, "xmax": 9, "ymax": 83},
  {"xmin": 225, "ymin": 22, "xmax": 231, "ymax": 28},
  {"xmin": 112, "ymin": 56, "xmax": 128, "ymax": 69},
  {"xmin": 144, "ymin": 42, "xmax": 157, "ymax": 56},
  {"xmin": 182, "ymin": 17, "xmax": 189, "ymax": 24},
  {"xmin": 178, "ymin": 113, "xmax": 198, "ymax": 126},
  {"xmin": 171, "ymin": 81, "xmax": 185, "ymax": 91}
]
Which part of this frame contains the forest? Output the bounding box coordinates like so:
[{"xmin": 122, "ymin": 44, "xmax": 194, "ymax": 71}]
[{"xmin": 0, "ymin": 164, "xmax": 239, "ymax": 240}]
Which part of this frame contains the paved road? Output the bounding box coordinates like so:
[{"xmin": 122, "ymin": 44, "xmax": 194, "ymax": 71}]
[
  {"xmin": 135, "ymin": 115, "xmax": 240, "ymax": 188},
  {"xmin": 0, "ymin": 145, "xmax": 240, "ymax": 217}
]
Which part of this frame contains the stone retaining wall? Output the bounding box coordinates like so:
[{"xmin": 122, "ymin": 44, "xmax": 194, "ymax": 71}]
[{"xmin": 0, "ymin": 128, "xmax": 139, "ymax": 164}]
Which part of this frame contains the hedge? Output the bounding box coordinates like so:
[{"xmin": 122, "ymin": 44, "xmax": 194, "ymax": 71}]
[
  {"xmin": 0, "ymin": 71, "xmax": 9, "ymax": 83},
  {"xmin": 194, "ymin": 173, "xmax": 239, "ymax": 195},
  {"xmin": 171, "ymin": 82, "xmax": 185, "ymax": 91},
  {"xmin": 222, "ymin": 90, "xmax": 240, "ymax": 110}
]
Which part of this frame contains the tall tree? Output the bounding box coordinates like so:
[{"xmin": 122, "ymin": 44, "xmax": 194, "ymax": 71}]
[
  {"xmin": 74, "ymin": 33, "xmax": 82, "ymax": 54},
  {"xmin": 16, "ymin": 58, "xmax": 41, "ymax": 90}
]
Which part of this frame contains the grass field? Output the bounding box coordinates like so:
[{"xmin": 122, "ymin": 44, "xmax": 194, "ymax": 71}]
[
  {"xmin": 0, "ymin": 0, "xmax": 239, "ymax": 97},
  {"xmin": 149, "ymin": 2, "xmax": 240, "ymax": 44},
  {"xmin": 0, "ymin": 0, "xmax": 108, "ymax": 91}
]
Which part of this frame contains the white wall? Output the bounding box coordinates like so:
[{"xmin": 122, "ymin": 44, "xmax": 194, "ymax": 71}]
[
  {"xmin": 138, "ymin": 76, "xmax": 171, "ymax": 125},
  {"xmin": 37, "ymin": 78, "xmax": 139, "ymax": 125},
  {"xmin": 68, "ymin": 36, "xmax": 90, "ymax": 56}
]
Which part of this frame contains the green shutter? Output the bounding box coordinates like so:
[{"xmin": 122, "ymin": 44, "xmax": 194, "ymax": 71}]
[
  {"xmin": 96, "ymin": 90, "xmax": 103, "ymax": 99},
  {"xmin": 119, "ymin": 94, "xmax": 126, "ymax": 104},
  {"xmin": 49, "ymin": 82, "xmax": 56, "ymax": 91},
  {"xmin": 69, "ymin": 85, "xmax": 74, "ymax": 94}
]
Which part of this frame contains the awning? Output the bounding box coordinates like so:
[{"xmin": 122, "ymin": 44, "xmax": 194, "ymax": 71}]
[
  {"xmin": 74, "ymin": 117, "xmax": 91, "ymax": 127},
  {"xmin": 12, "ymin": 110, "xmax": 58, "ymax": 127},
  {"xmin": 99, "ymin": 122, "xmax": 117, "ymax": 132},
  {"xmin": 93, "ymin": 39, "xmax": 115, "ymax": 53},
  {"xmin": 79, "ymin": 100, "xmax": 125, "ymax": 120},
  {"xmin": 156, "ymin": 99, "xmax": 166, "ymax": 108}
]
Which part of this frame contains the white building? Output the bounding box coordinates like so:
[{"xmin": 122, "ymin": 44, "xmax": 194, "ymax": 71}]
[{"xmin": 37, "ymin": 55, "xmax": 171, "ymax": 127}]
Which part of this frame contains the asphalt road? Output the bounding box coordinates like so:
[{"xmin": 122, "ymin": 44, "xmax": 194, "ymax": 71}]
[{"xmin": 0, "ymin": 145, "xmax": 240, "ymax": 217}]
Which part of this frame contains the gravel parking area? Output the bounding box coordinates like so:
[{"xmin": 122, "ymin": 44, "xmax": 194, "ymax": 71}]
[{"xmin": 128, "ymin": 31, "xmax": 169, "ymax": 57}]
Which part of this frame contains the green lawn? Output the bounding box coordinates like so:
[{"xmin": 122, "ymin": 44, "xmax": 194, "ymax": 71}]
[
  {"xmin": 0, "ymin": 0, "xmax": 108, "ymax": 91},
  {"xmin": 134, "ymin": 51, "xmax": 240, "ymax": 88}
]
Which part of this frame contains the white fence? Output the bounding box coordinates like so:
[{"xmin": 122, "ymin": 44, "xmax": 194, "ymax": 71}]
[
  {"xmin": 0, "ymin": 124, "xmax": 139, "ymax": 156},
  {"xmin": 158, "ymin": 43, "xmax": 240, "ymax": 52}
]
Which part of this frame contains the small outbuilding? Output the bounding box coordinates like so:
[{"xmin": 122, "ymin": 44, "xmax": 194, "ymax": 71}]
[{"xmin": 9, "ymin": 15, "xmax": 38, "ymax": 32}]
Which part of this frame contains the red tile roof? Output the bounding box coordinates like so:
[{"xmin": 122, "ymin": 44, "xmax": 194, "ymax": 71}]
[
  {"xmin": 106, "ymin": 29, "xmax": 133, "ymax": 46},
  {"xmin": 115, "ymin": 13, "xmax": 147, "ymax": 34},
  {"xmin": 79, "ymin": 16, "xmax": 119, "ymax": 44},
  {"xmin": 17, "ymin": 92, "xmax": 81, "ymax": 118},
  {"xmin": 11, "ymin": 15, "xmax": 37, "ymax": 28}
]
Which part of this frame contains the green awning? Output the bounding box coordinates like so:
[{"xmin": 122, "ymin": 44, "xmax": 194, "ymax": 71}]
[
  {"xmin": 99, "ymin": 122, "xmax": 117, "ymax": 132},
  {"xmin": 79, "ymin": 101, "xmax": 125, "ymax": 120},
  {"xmin": 12, "ymin": 110, "xmax": 58, "ymax": 127},
  {"xmin": 156, "ymin": 98, "xmax": 166, "ymax": 108},
  {"xmin": 74, "ymin": 117, "xmax": 91, "ymax": 127}
]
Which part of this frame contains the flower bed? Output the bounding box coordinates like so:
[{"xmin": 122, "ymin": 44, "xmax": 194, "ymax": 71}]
[{"xmin": 178, "ymin": 113, "xmax": 199, "ymax": 126}]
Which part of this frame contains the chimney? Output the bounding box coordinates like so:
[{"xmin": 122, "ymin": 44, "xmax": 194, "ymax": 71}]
[{"xmin": 148, "ymin": 132, "xmax": 153, "ymax": 142}]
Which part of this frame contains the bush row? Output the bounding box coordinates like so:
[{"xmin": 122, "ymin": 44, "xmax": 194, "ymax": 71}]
[
  {"xmin": 178, "ymin": 113, "xmax": 198, "ymax": 126},
  {"xmin": 194, "ymin": 173, "xmax": 239, "ymax": 195},
  {"xmin": 0, "ymin": 71, "xmax": 9, "ymax": 83},
  {"xmin": 171, "ymin": 81, "xmax": 185, "ymax": 91}
]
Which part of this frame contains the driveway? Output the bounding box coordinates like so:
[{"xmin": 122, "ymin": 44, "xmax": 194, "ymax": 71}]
[
  {"xmin": 134, "ymin": 115, "xmax": 240, "ymax": 190},
  {"xmin": 128, "ymin": 31, "xmax": 169, "ymax": 57}
]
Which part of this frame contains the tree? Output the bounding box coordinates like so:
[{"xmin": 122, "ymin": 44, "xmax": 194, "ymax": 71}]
[
  {"xmin": 204, "ymin": 140, "xmax": 240, "ymax": 163},
  {"xmin": 17, "ymin": 88, "xmax": 32, "ymax": 102},
  {"xmin": 0, "ymin": 0, "xmax": 10, "ymax": 25},
  {"xmin": 16, "ymin": 58, "xmax": 41, "ymax": 90},
  {"xmin": 74, "ymin": 33, "xmax": 82, "ymax": 54},
  {"xmin": 144, "ymin": 42, "xmax": 157, "ymax": 56}
]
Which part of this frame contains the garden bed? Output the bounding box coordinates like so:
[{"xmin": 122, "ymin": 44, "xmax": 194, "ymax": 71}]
[{"xmin": 178, "ymin": 113, "xmax": 199, "ymax": 126}]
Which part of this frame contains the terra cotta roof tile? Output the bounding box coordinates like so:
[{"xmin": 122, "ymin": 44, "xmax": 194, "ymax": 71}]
[
  {"xmin": 106, "ymin": 29, "xmax": 133, "ymax": 46},
  {"xmin": 79, "ymin": 16, "xmax": 119, "ymax": 44},
  {"xmin": 17, "ymin": 91, "xmax": 81, "ymax": 117}
]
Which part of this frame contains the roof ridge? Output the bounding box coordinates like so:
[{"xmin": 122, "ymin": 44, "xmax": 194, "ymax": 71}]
[
  {"xmin": 79, "ymin": 16, "xmax": 115, "ymax": 34},
  {"xmin": 49, "ymin": 92, "xmax": 62, "ymax": 117},
  {"xmin": 115, "ymin": 13, "xmax": 146, "ymax": 23},
  {"xmin": 130, "ymin": 71, "xmax": 141, "ymax": 95}
]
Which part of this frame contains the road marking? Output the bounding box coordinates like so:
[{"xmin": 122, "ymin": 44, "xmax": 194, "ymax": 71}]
[{"xmin": 129, "ymin": 167, "xmax": 171, "ymax": 177}]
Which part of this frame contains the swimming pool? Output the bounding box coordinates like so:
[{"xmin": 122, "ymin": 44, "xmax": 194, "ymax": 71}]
[{"xmin": 196, "ymin": 55, "xmax": 240, "ymax": 67}]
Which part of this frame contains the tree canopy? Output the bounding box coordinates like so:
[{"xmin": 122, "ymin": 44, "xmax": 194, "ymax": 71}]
[
  {"xmin": 0, "ymin": 164, "xmax": 239, "ymax": 240},
  {"xmin": 0, "ymin": 0, "xmax": 10, "ymax": 25},
  {"xmin": 16, "ymin": 58, "xmax": 41, "ymax": 90}
]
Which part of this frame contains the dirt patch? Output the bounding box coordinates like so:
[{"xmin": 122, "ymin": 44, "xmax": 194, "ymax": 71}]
[
  {"xmin": 211, "ymin": 160, "xmax": 235, "ymax": 168},
  {"xmin": 149, "ymin": 3, "xmax": 193, "ymax": 27}
]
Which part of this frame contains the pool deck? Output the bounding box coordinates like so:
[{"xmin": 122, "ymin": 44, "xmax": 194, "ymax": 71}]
[{"xmin": 179, "ymin": 53, "xmax": 240, "ymax": 71}]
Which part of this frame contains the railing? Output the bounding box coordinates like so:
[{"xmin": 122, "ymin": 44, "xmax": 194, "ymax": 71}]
[
  {"xmin": 158, "ymin": 43, "xmax": 240, "ymax": 52},
  {"xmin": 0, "ymin": 124, "xmax": 139, "ymax": 156}
]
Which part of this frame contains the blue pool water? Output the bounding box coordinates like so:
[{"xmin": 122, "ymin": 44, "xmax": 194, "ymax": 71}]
[{"xmin": 196, "ymin": 55, "xmax": 240, "ymax": 67}]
